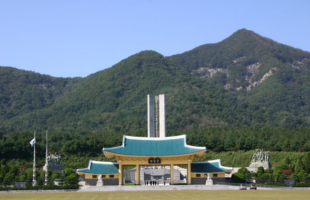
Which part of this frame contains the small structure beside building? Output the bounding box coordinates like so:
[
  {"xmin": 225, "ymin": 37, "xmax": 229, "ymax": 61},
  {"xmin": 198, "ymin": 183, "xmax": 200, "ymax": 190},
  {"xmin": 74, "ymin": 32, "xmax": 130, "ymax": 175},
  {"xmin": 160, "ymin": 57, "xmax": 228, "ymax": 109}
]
[
  {"xmin": 191, "ymin": 160, "xmax": 232, "ymax": 184},
  {"xmin": 77, "ymin": 161, "xmax": 119, "ymax": 186}
]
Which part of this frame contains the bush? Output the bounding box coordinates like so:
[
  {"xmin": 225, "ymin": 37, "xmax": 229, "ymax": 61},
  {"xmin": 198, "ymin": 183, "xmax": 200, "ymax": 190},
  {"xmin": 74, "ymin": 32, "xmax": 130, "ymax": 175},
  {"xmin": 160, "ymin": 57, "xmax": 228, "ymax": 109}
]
[
  {"xmin": 265, "ymin": 168, "xmax": 273, "ymax": 173},
  {"xmin": 25, "ymin": 177, "xmax": 32, "ymax": 188},
  {"xmin": 261, "ymin": 173, "xmax": 270, "ymax": 183},
  {"xmin": 51, "ymin": 172, "xmax": 61, "ymax": 181},
  {"xmin": 257, "ymin": 166, "xmax": 264, "ymax": 174},
  {"xmin": 0, "ymin": 184, "xmax": 79, "ymax": 191},
  {"xmin": 251, "ymin": 172, "xmax": 257, "ymax": 178},
  {"xmin": 298, "ymin": 170, "xmax": 306, "ymax": 179},
  {"xmin": 302, "ymin": 173, "xmax": 310, "ymax": 183},
  {"xmin": 3, "ymin": 173, "xmax": 14, "ymax": 185},
  {"xmin": 294, "ymin": 182, "xmax": 310, "ymax": 187},
  {"xmin": 290, "ymin": 174, "xmax": 299, "ymax": 182},
  {"xmin": 20, "ymin": 174, "xmax": 27, "ymax": 182},
  {"xmin": 37, "ymin": 176, "xmax": 43, "ymax": 186},
  {"xmin": 14, "ymin": 175, "xmax": 20, "ymax": 182},
  {"xmin": 278, "ymin": 174, "xmax": 287, "ymax": 183},
  {"xmin": 65, "ymin": 168, "xmax": 74, "ymax": 177},
  {"xmin": 0, "ymin": 165, "xmax": 9, "ymax": 182},
  {"xmin": 64, "ymin": 173, "xmax": 79, "ymax": 185},
  {"xmin": 231, "ymin": 173, "xmax": 245, "ymax": 183}
]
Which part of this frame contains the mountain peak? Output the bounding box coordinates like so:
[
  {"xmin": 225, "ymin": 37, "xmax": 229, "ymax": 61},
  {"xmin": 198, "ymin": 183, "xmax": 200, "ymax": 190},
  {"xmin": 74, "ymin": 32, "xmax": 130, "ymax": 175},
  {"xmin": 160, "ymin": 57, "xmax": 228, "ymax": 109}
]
[{"xmin": 223, "ymin": 28, "xmax": 266, "ymax": 44}]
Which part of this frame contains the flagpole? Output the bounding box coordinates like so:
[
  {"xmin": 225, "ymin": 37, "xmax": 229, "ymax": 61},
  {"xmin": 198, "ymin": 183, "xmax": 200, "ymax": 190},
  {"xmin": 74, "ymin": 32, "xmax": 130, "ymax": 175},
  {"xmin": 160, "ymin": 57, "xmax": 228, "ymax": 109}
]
[
  {"xmin": 45, "ymin": 130, "xmax": 48, "ymax": 185},
  {"xmin": 32, "ymin": 130, "xmax": 36, "ymax": 186}
]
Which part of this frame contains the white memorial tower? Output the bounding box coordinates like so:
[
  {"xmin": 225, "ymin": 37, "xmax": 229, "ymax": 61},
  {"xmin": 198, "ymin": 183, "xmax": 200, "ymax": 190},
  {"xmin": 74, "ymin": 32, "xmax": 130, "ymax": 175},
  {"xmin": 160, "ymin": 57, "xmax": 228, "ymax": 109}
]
[{"xmin": 147, "ymin": 94, "xmax": 166, "ymax": 138}]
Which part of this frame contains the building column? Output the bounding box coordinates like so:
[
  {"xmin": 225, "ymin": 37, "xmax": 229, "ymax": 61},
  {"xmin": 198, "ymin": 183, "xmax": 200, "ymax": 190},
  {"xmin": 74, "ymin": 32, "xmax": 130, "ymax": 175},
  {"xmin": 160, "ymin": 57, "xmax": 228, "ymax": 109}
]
[
  {"xmin": 187, "ymin": 163, "xmax": 191, "ymax": 185},
  {"xmin": 170, "ymin": 164, "xmax": 174, "ymax": 185},
  {"xmin": 119, "ymin": 164, "xmax": 123, "ymax": 185},
  {"xmin": 136, "ymin": 164, "xmax": 140, "ymax": 185}
]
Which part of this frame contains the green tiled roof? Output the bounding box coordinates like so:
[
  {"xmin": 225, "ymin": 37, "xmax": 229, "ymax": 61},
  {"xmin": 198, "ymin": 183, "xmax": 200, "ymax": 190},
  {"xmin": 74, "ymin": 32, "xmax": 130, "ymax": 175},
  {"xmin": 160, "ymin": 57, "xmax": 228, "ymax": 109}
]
[
  {"xmin": 191, "ymin": 159, "xmax": 233, "ymax": 173},
  {"xmin": 77, "ymin": 161, "xmax": 119, "ymax": 174},
  {"xmin": 103, "ymin": 135, "xmax": 206, "ymax": 157}
]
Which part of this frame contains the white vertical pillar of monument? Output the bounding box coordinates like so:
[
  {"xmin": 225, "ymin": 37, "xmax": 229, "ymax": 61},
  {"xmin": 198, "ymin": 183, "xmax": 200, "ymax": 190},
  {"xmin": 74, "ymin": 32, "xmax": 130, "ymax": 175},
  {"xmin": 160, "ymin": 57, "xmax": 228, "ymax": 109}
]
[
  {"xmin": 147, "ymin": 94, "xmax": 156, "ymax": 137},
  {"xmin": 159, "ymin": 94, "xmax": 166, "ymax": 138},
  {"xmin": 147, "ymin": 94, "xmax": 166, "ymax": 138}
]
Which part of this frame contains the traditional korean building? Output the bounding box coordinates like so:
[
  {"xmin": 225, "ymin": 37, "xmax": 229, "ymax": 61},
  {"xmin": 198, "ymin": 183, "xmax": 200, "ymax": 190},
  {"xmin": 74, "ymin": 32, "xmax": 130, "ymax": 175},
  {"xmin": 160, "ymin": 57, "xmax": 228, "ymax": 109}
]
[{"xmin": 77, "ymin": 134, "xmax": 232, "ymax": 185}]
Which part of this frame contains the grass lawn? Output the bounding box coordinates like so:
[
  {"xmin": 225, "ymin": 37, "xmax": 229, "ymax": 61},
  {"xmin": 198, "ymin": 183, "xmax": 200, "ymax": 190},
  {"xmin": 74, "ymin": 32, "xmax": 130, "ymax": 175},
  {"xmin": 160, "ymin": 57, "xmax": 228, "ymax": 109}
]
[{"xmin": 1, "ymin": 190, "xmax": 310, "ymax": 200}]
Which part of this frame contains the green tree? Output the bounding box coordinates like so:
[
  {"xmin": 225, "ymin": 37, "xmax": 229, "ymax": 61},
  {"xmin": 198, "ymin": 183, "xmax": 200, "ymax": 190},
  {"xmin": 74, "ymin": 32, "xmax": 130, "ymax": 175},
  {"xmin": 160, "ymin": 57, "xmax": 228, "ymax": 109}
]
[
  {"xmin": 251, "ymin": 172, "xmax": 257, "ymax": 178},
  {"xmin": 3, "ymin": 173, "xmax": 14, "ymax": 185},
  {"xmin": 19, "ymin": 171, "xmax": 27, "ymax": 182},
  {"xmin": 278, "ymin": 174, "xmax": 286, "ymax": 183},
  {"xmin": 294, "ymin": 157, "xmax": 304, "ymax": 173},
  {"xmin": 298, "ymin": 170, "xmax": 306, "ymax": 180},
  {"xmin": 302, "ymin": 173, "xmax": 310, "ymax": 183},
  {"xmin": 0, "ymin": 164, "xmax": 9, "ymax": 182},
  {"xmin": 51, "ymin": 172, "xmax": 61, "ymax": 181},
  {"xmin": 290, "ymin": 174, "xmax": 299, "ymax": 182},
  {"xmin": 65, "ymin": 168, "xmax": 74, "ymax": 177},
  {"xmin": 261, "ymin": 173, "xmax": 270, "ymax": 183},
  {"xmin": 265, "ymin": 168, "xmax": 273, "ymax": 174},
  {"xmin": 37, "ymin": 176, "xmax": 43, "ymax": 186},
  {"xmin": 257, "ymin": 166, "xmax": 264, "ymax": 175},
  {"xmin": 64, "ymin": 173, "xmax": 79, "ymax": 185},
  {"xmin": 25, "ymin": 177, "xmax": 32, "ymax": 188},
  {"xmin": 14, "ymin": 175, "xmax": 20, "ymax": 182},
  {"xmin": 303, "ymin": 152, "xmax": 310, "ymax": 173},
  {"xmin": 283, "ymin": 156, "xmax": 291, "ymax": 166}
]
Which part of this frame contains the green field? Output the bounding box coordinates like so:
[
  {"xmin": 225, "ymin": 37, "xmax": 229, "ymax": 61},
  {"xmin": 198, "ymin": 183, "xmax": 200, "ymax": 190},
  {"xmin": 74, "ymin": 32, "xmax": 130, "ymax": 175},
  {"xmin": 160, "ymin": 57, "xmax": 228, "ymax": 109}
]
[{"xmin": 1, "ymin": 190, "xmax": 310, "ymax": 200}]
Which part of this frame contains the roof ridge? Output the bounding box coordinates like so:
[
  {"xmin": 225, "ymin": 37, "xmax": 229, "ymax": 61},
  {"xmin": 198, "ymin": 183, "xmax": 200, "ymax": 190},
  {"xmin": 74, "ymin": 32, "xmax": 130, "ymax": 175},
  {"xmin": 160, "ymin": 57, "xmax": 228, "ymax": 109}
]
[{"xmin": 124, "ymin": 134, "xmax": 186, "ymax": 140}]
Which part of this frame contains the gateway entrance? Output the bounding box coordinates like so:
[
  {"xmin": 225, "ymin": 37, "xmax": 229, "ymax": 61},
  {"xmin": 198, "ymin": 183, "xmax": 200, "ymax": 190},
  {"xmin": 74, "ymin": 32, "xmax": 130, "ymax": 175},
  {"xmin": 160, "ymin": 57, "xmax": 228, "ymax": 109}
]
[{"xmin": 124, "ymin": 165, "xmax": 187, "ymax": 185}]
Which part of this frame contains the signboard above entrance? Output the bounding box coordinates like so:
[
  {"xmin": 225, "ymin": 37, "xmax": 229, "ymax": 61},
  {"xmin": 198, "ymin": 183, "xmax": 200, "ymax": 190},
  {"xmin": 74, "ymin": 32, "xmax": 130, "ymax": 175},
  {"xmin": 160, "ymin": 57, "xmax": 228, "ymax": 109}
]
[{"xmin": 149, "ymin": 157, "xmax": 161, "ymax": 164}]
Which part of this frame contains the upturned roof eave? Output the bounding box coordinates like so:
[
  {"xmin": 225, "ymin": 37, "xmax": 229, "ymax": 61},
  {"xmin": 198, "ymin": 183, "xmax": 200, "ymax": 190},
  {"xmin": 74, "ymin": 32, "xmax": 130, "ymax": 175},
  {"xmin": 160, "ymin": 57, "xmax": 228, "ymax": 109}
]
[
  {"xmin": 102, "ymin": 134, "xmax": 206, "ymax": 158},
  {"xmin": 103, "ymin": 149, "xmax": 206, "ymax": 159}
]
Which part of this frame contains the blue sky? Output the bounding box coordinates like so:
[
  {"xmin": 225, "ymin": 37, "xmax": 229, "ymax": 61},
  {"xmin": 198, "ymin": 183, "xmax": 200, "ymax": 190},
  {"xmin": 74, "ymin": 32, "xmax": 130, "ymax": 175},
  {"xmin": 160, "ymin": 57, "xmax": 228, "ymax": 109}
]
[{"xmin": 1, "ymin": 0, "xmax": 310, "ymax": 78}]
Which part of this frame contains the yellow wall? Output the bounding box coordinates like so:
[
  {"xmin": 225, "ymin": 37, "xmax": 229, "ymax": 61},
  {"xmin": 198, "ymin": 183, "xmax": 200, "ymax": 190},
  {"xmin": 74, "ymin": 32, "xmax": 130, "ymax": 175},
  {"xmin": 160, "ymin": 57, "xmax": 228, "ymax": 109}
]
[
  {"xmin": 191, "ymin": 172, "xmax": 226, "ymax": 178},
  {"xmin": 82, "ymin": 173, "xmax": 119, "ymax": 179}
]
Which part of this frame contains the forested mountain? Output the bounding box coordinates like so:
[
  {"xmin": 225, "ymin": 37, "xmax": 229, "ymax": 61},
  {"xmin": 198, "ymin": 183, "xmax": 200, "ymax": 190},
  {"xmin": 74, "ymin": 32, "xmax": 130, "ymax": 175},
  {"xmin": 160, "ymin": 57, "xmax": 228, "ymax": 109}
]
[
  {"xmin": 1, "ymin": 29, "xmax": 310, "ymax": 134},
  {"xmin": 0, "ymin": 67, "xmax": 80, "ymax": 129},
  {"xmin": 168, "ymin": 29, "xmax": 310, "ymax": 128},
  {"xmin": 169, "ymin": 29, "xmax": 310, "ymax": 89}
]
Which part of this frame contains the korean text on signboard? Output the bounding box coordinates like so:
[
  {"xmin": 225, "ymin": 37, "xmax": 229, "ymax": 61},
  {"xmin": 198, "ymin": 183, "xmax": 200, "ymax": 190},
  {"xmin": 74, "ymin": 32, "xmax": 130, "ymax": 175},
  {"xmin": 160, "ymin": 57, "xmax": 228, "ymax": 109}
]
[{"xmin": 149, "ymin": 157, "xmax": 161, "ymax": 164}]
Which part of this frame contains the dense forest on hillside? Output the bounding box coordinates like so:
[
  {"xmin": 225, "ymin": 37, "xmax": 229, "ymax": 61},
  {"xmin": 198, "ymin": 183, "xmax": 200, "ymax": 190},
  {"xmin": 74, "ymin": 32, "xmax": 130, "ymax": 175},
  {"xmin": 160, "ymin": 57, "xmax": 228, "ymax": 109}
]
[
  {"xmin": 1, "ymin": 127, "xmax": 310, "ymax": 168},
  {"xmin": 0, "ymin": 67, "xmax": 80, "ymax": 128},
  {"xmin": 0, "ymin": 51, "xmax": 285, "ymax": 133},
  {"xmin": 168, "ymin": 29, "xmax": 310, "ymax": 129},
  {"xmin": 1, "ymin": 30, "xmax": 310, "ymax": 134}
]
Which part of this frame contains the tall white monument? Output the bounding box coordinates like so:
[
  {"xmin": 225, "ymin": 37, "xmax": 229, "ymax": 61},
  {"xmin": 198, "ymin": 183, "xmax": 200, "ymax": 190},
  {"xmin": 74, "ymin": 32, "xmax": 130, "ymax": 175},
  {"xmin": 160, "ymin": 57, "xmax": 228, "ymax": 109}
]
[{"xmin": 147, "ymin": 94, "xmax": 166, "ymax": 138}]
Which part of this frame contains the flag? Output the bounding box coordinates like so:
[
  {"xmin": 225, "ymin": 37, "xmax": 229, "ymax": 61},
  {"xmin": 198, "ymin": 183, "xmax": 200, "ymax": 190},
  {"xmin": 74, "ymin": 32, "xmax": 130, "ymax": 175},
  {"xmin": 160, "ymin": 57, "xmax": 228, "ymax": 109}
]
[{"xmin": 30, "ymin": 138, "xmax": 36, "ymax": 147}]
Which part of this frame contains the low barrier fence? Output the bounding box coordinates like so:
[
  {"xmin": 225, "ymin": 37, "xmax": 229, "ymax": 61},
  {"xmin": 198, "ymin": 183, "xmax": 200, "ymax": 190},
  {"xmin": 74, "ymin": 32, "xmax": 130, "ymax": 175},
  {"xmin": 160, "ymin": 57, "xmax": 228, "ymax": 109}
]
[{"xmin": 213, "ymin": 181, "xmax": 310, "ymax": 189}]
